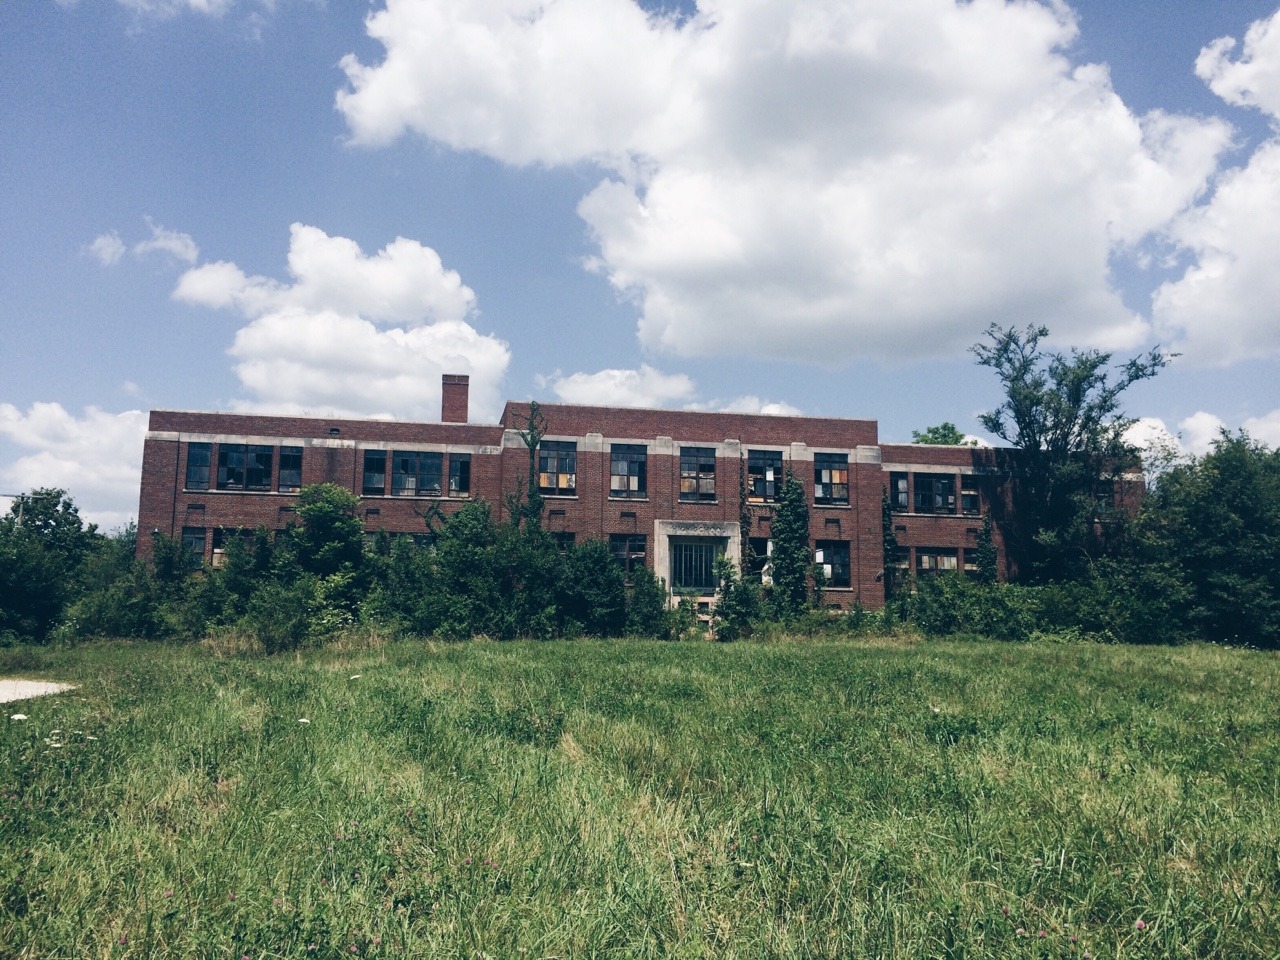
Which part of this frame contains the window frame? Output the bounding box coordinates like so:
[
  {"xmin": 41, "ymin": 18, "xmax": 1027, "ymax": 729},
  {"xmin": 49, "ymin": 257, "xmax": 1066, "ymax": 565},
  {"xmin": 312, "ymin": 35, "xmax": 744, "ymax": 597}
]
[
  {"xmin": 362, "ymin": 450, "xmax": 387, "ymax": 496},
  {"xmin": 538, "ymin": 440, "xmax": 578, "ymax": 496},
  {"xmin": 609, "ymin": 443, "xmax": 648, "ymax": 499},
  {"xmin": 679, "ymin": 446, "xmax": 717, "ymax": 502},
  {"xmin": 961, "ymin": 474, "xmax": 981, "ymax": 516},
  {"xmin": 185, "ymin": 443, "xmax": 211, "ymax": 491},
  {"xmin": 180, "ymin": 526, "xmax": 206, "ymax": 568},
  {"xmin": 747, "ymin": 450, "xmax": 784, "ymax": 504},
  {"xmin": 913, "ymin": 473, "xmax": 957, "ymax": 515},
  {"xmin": 669, "ymin": 537, "xmax": 722, "ymax": 595},
  {"xmin": 391, "ymin": 450, "xmax": 443, "ymax": 498},
  {"xmin": 813, "ymin": 453, "xmax": 850, "ymax": 506},
  {"xmin": 448, "ymin": 453, "xmax": 471, "ymax": 498},
  {"xmin": 609, "ymin": 533, "xmax": 647, "ymax": 581},
  {"xmin": 278, "ymin": 446, "xmax": 303, "ymax": 493},
  {"xmin": 216, "ymin": 443, "xmax": 273, "ymax": 492},
  {"xmin": 814, "ymin": 539, "xmax": 851, "ymax": 588},
  {"xmin": 916, "ymin": 548, "xmax": 959, "ymax": 576}
]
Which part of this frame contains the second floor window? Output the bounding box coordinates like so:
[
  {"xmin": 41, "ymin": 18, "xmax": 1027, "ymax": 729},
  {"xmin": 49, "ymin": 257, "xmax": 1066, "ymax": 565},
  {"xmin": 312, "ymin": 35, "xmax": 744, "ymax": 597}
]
[
  {"xmin": 185, "ymin": 443, "xmax": 211, "ymax": 491},
  {"xmin": 914, "ymin": 473, "xmax": 956, "ymax": 514},
  {"xmin": 961, "ymin": 475, "xmax": 980, "ymax": 516},
  {"xmin": 747, "ymin": 450, "xmax": 783, "ymax": 503},
  {"xmin": 889, "ymin": 472, "xmax": 908, "ymax": 512},
  {"xmin": 362, "ymin": 450, "xmax": 387, "ymax": 496},
  {"xmin": 217, "ymin": 444, "xmax": 272, "ymax": 491},
  {"xmin": 679, "ymin": 447, "xmax": 716, "ymax": 502},
  {"xmin": 539, "ymin": 440, "xmax": 577, "ymax": 495},
  {"xmin": 610, "ymin": 444, "xmax": 647, "ymax": 498},
  {"xmin": 392, "ymin": 451, "xmax": 443, "ymax": 497},
  {"xmin": 278, "ymin": 446, "xmax": 303, "ymax": 493},
  {"xmin": 814, "ymin": 453, "xmax": 849, "ymax": 505},
  {"xmin": 449, "ymin": 454, "xmax": 471, "ymax": 497}
]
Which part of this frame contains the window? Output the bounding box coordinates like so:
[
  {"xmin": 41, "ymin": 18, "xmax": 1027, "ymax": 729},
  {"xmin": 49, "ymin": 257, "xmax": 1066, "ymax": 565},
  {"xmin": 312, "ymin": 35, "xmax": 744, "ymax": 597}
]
[
  {"xmin": 362, "ymin": 450, "xmax": 387, "ymax": 496},
  {"xmin": 961, "ymin": 475, "xmax": 980, "ymax": 516},
  {"xmin": 609, "ymin": 534, "xmax": 646, "ymax": 580},
  {"xmin": 180, "ymin": 526, "xmax": 206, "ymax": 567},
  {"xmin": 210, "ymin": 528, "xmax": 253, "ymax": 569},
  {"xmin": 185, "ymin": 443, "xmax": 211, "ymax": 491},
  {"xmin": 914, "ymin": 473, "xmax": 956, "ymax": 514},
  {"xmin": 392, "ymin": 451, "xmax": 443, "ymax": 497},
  {"xmin": 679, "ymin": 447, "xmax": 717, "ymax": 502},
  {"xmin": 747, "ymin": 537, "xmax": 773, "ymax": 582},
  {"xmin": 610, "ymin": 444, "xmax": 647, "ymax": 499},
  {"xmin": 814, "ymin": 453, "xmax": 849, "ymax": 505},
  {"xmin": 217, "ymin": 444, "xmax": 273, "ymax": 491},
  {"xmin": 539, "ymin": 441, "xmax": 577, "ymax": 495},
  {"xmin": 448, "ymin": 454, "xmax": 471, "ymax": 497},
  {"xmin": 917, "ymin": 548, "xmax": 959, "ymax": 576},
  {"xmin": 550, "ymin": 532, "xmax": 576, "ymax": 551},
  {"xmin": 889, "ymin": 471, "xmax": 908, "ymax": 512},
  {"xmin": 747, "ymin": 450, "xmax": 784, "ymax": 503},
  {"xmin": 670, "ymin": 538, "xmax": 722, "ymax": 594},
  {"xmin": 815, "ymin": 540, "xmax": 851, "ymax": 588},
  {"xmin": 278, "ymin": 446, "xmax": 303, "ymax": 493}
]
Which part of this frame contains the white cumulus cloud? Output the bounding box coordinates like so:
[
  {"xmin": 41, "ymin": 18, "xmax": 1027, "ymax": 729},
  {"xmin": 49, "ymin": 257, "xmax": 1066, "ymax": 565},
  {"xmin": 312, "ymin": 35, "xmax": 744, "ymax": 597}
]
[
  {"xmin": 88, "ymin": 231, "xmax": 126, "ymax": 266},
  {"xmin": 1154, "ymin": 9, "xmax": 1280, "ymax": 365},
  {"xmin": 338, "ymin": 0, "xmax": 1232, "ymax": 364},
  {"xmin": 548, "ymin": 365, "xmax": 696, "ymax": 407},
  {"xmin": 133, "ymin": 218, "xmax": 200, "ymax": 265},
  {"xmin": 1242, "ymin": 408, "xmax": 1280, "ymax": 447},
  {"xmin": 0, "ymin": 403, "xmax": 147, "ymax": 531},
  {"xmin": 174, "ymin": 224, "xmax": 510, "ymax": 421}
]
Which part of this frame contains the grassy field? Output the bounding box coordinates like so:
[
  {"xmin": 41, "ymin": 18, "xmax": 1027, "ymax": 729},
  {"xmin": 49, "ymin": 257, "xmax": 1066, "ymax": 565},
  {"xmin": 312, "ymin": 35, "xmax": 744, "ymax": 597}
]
[{"xmin": 2, "ymin": 636, "xmax": 1278, "ymax": 959}]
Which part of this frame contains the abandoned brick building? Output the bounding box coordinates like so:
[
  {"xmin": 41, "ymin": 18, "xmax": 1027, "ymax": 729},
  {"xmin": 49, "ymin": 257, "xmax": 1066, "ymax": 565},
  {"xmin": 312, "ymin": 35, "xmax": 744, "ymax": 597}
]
[{"xmin": 136, "ymin": 374, "xmax": 1018, "ymax": 609}]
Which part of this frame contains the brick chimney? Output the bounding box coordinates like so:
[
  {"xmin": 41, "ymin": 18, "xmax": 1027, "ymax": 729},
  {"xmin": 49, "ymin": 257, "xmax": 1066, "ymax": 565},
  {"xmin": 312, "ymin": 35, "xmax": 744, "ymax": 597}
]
[{"xmin": 441, "ymin": 374, "xmax": 470, "ymax": 423}]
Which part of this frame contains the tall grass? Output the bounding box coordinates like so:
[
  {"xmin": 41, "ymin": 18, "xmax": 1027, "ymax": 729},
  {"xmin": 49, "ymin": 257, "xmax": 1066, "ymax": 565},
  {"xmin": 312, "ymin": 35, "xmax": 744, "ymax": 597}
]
[{"xmin": 2, "ymin": 638, "xmax": 1278, "ymax": 958}]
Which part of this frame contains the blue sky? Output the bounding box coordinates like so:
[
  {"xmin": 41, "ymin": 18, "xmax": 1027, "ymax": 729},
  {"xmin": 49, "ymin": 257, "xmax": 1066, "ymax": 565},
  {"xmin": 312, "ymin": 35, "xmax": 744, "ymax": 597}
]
[{"xmin": 3, "ymin": 0, "xmax": 1280, "ymax": 528}]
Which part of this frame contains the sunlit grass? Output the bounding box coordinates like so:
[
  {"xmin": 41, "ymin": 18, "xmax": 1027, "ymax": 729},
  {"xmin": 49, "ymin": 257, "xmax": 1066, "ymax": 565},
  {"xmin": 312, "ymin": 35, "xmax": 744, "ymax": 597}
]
[{"xmin": 3, "ymin": 638, "xmax": 1278, "ymax": 958}]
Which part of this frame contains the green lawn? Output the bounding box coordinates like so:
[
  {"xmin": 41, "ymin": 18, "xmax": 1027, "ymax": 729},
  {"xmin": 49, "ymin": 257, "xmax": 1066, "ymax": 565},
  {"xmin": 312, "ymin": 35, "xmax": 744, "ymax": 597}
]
[{"xmin": 2, "ymin": 637, "xmax": 1278, "ymax": 958}]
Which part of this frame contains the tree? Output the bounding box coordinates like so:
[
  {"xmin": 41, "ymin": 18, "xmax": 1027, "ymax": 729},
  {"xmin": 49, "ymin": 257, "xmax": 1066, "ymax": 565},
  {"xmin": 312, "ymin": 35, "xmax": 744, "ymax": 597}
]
[
  {"xmin": 289, "ymin": 483, "xmax": 365, "ymax": 579},
  {"xmin": 507, "ymin": 402, "xmax": 547, "ymax": 531},
  {"xmin": 972, "ymin": 324, "xmax": 1168, "ymax": 582},
  {"xmin": 911, "ymin": 422, "xmax": 975, "ymax": 446},
  {"xmin": 1137, "ymin": 432, "xmax": 1280, "ymax": 647},
  {"xmin": 768, "ymin": 469, "xmax": 811, "ymax": 620}
]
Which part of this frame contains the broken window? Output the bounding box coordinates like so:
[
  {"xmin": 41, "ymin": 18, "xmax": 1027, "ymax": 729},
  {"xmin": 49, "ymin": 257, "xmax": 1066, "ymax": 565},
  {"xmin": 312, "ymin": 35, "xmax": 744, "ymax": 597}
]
[
  {"xmin": 609, "ymin": 533, "xmax": 646, "ymax": 580},
  {"xmin": 814, "ymin": 453, "xmax": 849, "ymax": 505},
  {"xmin": 747, "ymin": 537, "xmax": 773, "ymax": 581},
  {"xmin": 185, "ymin": 443, "xmax": 211, "ymax": 491},
  {"xmin": 747, "ymin": 450, "xmax": 784, "ymax": 503},
  {"xmin": 610, "ymin": 444, "xmax": 647, "ymax": 498},
  {"xmin": 448, "ymin": 454, "xmax": 471, "ymax": 497},
  {"xmin": 889, "ymin": 471, "xmax": 908, "ymax": 512},
  {"xmin": 216, "ymin": 444, "xmax": 273, "ymax": 491},
  {"xmin": 362, "ymin": 450, "xmax": 387, "ymax": 496},
  {"xmin": 679, "ymin": 446, "xmax": 717, "ymax": 502},
  {"xmin": 180, "ymin": 526, "xmax": 206, "ymax": 568},
  {"xmin": 916, "ymin": 548, "xmax": 959, "ymax": 576},
  {"xmin": 814, "ymin": 540, "xmax": 851, "ymax": 588},
  {"xmin": 913, "ymin": 473, "xmax": 956, "ymax": 514},
  {"xmin": 278, "ymin": 446, "xmax": 303, "ymax": 493},
  {"xmin": 539, "ymin": 440, "xmax": 577, "ymax": 495},
  {"xmin": 391, "ymin": 451, "xmax": 443, "ymax": 497}
]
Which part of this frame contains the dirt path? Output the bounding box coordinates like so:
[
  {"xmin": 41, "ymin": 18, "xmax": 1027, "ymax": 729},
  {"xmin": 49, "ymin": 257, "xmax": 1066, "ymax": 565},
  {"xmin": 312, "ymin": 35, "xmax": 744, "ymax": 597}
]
[{"xmin": 0, "ymin": 680, "xmax": 77, "ymax": 704}]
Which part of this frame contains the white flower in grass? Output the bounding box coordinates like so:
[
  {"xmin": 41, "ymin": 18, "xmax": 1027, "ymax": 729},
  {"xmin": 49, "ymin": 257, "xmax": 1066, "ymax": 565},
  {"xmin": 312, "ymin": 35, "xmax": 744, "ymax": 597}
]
[
  {"xmin": 298, "ymin": 718, "xmax": 310, "ymax": 724},
  {"xmin": 9, "ymin": 714, "xmax": 27, "ymax": 721},
  {"xmin": 349, "ymin": 675, "xmax": 361, "ymax": 680}
]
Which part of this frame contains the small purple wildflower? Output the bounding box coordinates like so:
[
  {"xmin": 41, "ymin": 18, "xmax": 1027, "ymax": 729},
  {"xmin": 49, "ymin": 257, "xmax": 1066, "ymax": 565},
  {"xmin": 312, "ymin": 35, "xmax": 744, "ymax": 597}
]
[
  {"xmin": 1038, "ymin": 930, "xmax": 1047, "ymax": 938},
  {"xmin": 1135, "ymin": 919, "xmax": 1147, "ymax": 931},
  {"xmin": 1000, "ymin": 907, "xmax": 1009, "ymax": 917},
  {"xmin": 228, "ymin": 892, "xmax": 237, "ymax": 902},
  {"xmin": 118, "ymin": 934, "xmax": 128, "ymax": 945}
]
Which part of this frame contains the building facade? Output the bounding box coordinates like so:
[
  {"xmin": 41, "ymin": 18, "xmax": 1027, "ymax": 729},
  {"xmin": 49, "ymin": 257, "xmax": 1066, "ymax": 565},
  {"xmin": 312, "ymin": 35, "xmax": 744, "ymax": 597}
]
[{"xmin": 136, "ymin": 375, "xmax": 1016, "ymax": 609}]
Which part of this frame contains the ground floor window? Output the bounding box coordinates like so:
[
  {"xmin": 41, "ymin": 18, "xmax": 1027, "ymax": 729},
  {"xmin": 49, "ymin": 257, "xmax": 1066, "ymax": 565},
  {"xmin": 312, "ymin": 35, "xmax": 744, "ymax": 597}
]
[
  {"xmin": 180, "ymin": 526, "xmax": 206, "ymax": 567},
  {"xmin": 815, "ymin": 540, "xmax": 851, "ymax": 588},
  {"xmin": 609, "ymin": 534, "xmax": 647, "ymax": 581},
  {"xmin": 669, "ymin": 537, "xmax": 722, "ymax": 594},
  {"xmin": 916, "ymin": 548, "xmax": 959, "ymax": 575}
]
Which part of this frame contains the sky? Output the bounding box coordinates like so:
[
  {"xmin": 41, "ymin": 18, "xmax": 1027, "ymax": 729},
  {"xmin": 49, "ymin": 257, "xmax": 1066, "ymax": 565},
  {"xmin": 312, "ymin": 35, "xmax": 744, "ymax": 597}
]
[{"xmin": 3, "ymin": 0, "xmax": 1280, "ymax": 530}]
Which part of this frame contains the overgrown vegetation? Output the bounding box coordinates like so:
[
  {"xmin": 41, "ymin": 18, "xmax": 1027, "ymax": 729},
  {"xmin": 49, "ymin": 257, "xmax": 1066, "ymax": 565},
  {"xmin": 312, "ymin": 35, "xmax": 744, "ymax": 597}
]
[{"xmin": 3, "ymin": 638, "xmax": 1279, "ymax": 958}]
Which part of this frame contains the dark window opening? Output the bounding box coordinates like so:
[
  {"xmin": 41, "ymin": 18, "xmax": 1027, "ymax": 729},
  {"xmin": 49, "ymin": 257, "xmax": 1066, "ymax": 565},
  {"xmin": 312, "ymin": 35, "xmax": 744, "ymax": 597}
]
[
  {"xmin": 815, "ymin": 540, "xmax": 851, "ymax": 588},
  {"xmin": 670, "ymin": 538, "xmax": 722, "ymax": 594},
  {"xmin": 539, "ymin": 441, "xmax": 577, "ymax": 495},
  {"xmin": 185, "ymin": 443, "xmax": 211, "ymax": 491},
  {"xmin": 278, "ymin": 446, "xmax": 303, "ymax": 493},
  {"xmin": 890, "ymin": 471, "xmax": 908, "ymax": 512},
  {"xmin": 610, "ymin": 443, "xmax": 647, "ymax": 498},
  {"xmin": 814, "ymin": 453, "xmax": 849, "ymax": 505},
  {"xmin": 216, "ymin": 444, "xmax": 272, "ymax": 491},
  {"xmin": 362, "ymin": 450, "xmax": 387, "ymax": 496},
  {"xmin": 747, "ymin": 450, "xmax": 784, "ymax": 504},
  {"xmin": 551, "ymin": 532, "xmax": 576, "ymax": 551},
  {"xmin": 747, "ymin": 537, "xmax": 772, "ymax": 581},
  {"xmin": 448, "ymin": 454, "xmax": 471, "ymax": 497},
  {"xmin": 914, "ymin": 473, "xmax": 956, "ymax": 514},
  {"xmin": 609, "ymin": 533, "xmax": 646, "ymax": 581},
  {"xmin": 392, "ymin": 451, "xmax": 443, "ymax": 497},
  {"xmin": 180, "ymin": 526, "xmax": 206, "ymax": 568},
  {"xmin": 961, "ymin": 475, "xmax": 981, "ymax": 516},
  {"xmin": 679, "ymin": 446, "xmax": 717, "ymax": 502}
]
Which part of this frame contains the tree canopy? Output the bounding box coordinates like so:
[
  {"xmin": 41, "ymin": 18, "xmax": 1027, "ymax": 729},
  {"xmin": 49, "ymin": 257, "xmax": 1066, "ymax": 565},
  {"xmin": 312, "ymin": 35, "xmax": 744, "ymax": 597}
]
[{"xmin": 911, "ymin": 422, "xmax": 974, "ymax": 446}]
